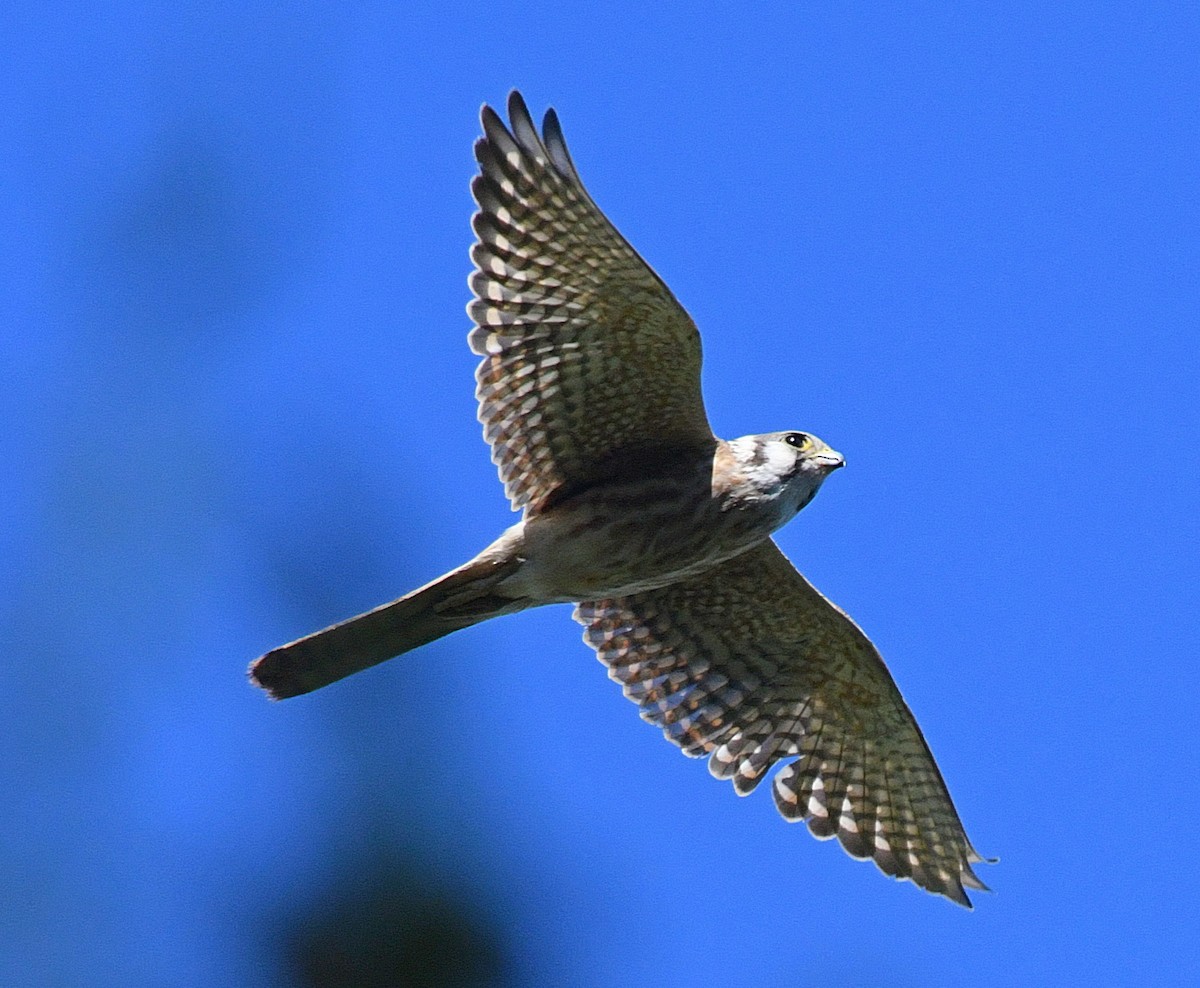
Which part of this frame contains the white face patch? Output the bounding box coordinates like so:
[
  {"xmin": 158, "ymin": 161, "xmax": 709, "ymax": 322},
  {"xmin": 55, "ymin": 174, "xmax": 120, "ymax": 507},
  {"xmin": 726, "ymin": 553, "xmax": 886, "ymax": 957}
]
[
  {"xmin": 728, "ymin": 436, "xmax": 797, "ymax": 494},
  {"xmin": 727, "ymin": 435, "xmax": 829, "ymax": 513},
  {"xmin": 762, "ymin": 441, "xmax": 797, "ymax": 479}
]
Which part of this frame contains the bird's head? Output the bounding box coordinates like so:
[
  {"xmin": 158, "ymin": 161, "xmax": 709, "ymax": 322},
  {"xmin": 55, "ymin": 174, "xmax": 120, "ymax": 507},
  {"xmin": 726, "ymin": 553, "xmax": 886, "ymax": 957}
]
[
  {"xmin": 777, "ymin": 430, "xmax": 845, "ymax": 478},
  {"xmin": 723, "ymin": 431, "xmax": 845, "ymax": 516}
]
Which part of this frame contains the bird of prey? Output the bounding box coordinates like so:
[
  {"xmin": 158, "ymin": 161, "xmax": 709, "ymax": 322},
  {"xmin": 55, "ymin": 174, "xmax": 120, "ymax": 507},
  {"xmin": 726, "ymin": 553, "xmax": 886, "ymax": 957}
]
[{"xmin": 251, "ymin": 91, "xmax": 991, "ymax": 906}]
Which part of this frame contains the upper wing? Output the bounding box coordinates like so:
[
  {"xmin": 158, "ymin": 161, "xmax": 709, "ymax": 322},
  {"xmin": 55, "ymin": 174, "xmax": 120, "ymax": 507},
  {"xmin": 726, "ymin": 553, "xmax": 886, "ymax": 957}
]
[
  {"xmin": 574, "ymin": 540, "xmax": 992, "ymax": 906},
  {"xmin": 469, "ymin": 91, "xmax": 714, "ymax": 515}
]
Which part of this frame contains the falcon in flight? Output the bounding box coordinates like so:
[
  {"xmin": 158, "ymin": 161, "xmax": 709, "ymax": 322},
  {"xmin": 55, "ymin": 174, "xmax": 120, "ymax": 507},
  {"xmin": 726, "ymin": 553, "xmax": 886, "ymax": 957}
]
[{"xmin": 252, "ymin": 91, "xmax": 991, "ymax": 906}]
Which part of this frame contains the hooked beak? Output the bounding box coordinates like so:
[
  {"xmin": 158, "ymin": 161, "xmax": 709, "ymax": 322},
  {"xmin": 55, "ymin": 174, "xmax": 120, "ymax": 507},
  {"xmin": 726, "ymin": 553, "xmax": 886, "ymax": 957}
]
[{"xmin": 814, "ymin": 450, "xmax": 846, "ymax": 472}]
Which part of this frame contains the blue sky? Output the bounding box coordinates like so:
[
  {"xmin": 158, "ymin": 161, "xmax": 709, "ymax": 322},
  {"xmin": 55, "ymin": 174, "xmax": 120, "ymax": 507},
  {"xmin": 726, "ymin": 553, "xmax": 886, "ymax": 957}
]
[{"xmin": 4, "ymin": 3, "xmax": 1198, "ymax": 985}]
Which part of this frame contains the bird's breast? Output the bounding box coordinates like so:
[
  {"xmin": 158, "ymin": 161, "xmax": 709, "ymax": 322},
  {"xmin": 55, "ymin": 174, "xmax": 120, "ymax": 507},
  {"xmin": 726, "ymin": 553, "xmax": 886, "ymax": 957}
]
[{"xmin": 506, "ymin": 468, "xmax": 782, "ymax": 602}]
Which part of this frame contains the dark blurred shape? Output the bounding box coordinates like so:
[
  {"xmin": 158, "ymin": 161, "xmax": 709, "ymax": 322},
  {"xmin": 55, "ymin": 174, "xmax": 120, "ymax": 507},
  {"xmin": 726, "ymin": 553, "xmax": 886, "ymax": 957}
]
[
  {"xmin": 281, "ymin": 858, "xmax": 514, "ymax": 988},
  {"xmin": 85, "ymin": 130, "xmax": 262, "ymax": 360}
]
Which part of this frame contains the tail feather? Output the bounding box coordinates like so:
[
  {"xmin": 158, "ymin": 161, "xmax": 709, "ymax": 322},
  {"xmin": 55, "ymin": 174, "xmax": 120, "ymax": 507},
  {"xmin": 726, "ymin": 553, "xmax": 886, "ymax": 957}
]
[{"xmin": 250, "ymin": 555, "xmax": 524, "ymax": 699}]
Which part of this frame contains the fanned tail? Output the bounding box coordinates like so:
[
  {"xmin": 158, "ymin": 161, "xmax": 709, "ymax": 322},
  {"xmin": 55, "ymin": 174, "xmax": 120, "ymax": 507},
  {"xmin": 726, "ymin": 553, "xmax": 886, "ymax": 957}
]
[{"xmin": 250, "ymin": 554, "xmax": 525, "ymax": 699}]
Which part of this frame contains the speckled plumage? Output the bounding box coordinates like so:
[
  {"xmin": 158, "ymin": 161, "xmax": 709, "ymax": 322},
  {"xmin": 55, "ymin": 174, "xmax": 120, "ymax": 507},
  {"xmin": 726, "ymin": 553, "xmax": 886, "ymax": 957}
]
[
  {"xmin": 250, "ymin": 92, "xmax": 991, "ymax": 907},
  {"xmin": 469, "ymin": 99, "xmax": 711, "ymax": 515},
  {"xmin": 578, "ymin": 541, "xmax": 990, "ymax": 905}
]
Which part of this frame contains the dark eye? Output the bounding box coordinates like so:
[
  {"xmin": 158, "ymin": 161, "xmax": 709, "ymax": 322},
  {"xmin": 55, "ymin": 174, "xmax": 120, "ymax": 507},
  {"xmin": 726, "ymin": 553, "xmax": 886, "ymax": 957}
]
[{"xmin": 784, "ymin": 432, "xmax": 808, "ymax": 449}]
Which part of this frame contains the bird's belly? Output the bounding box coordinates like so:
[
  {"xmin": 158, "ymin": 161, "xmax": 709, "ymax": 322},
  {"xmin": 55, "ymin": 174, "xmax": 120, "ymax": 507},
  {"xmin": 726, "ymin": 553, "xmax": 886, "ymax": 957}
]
[{"xmin": 508, "ymin": 490, "xmax": 771, "ymax": 602}]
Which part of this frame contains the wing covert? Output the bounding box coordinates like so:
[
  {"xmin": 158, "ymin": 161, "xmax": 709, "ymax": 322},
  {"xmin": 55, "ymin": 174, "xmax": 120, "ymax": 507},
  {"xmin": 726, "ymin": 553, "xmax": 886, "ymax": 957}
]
[
  {"xmin": 574, "ymin": 540, "xmax": 992, "ymax": 906},
  {"xmin": 470, "ymin": 91, "xmax": 713, "ymax": 514}
]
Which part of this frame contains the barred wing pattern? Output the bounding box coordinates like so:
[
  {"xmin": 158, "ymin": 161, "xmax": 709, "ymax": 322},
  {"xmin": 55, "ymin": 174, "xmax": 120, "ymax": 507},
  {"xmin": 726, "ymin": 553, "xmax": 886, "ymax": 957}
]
[
  {"xmin": 575, "ymin": 540, "xmax": 991, "ymax": 906},
  {"xmin": 469, "ymin": 93, "xmax": 713, "ymax": 515}
]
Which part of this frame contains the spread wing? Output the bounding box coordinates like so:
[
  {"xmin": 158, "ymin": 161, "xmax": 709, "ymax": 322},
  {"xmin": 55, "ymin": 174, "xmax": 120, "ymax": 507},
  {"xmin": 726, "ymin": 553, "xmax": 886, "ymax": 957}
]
[
  {"xmin": 575, "ymin": 540, "xmax": 992, "ymax": 907},
  {"xmin": 469, "ymin": 91, "xmax": 714, "ymax": 515}
]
